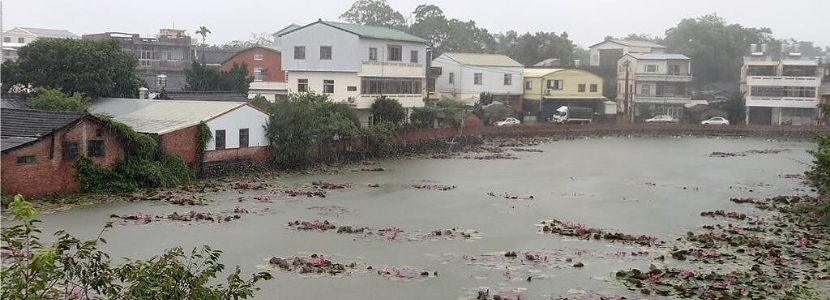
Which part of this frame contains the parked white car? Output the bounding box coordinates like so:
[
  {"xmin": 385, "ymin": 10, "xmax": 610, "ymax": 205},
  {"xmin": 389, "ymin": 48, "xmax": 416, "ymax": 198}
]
[
  {"xmin": 645, "ymin": 115, "xmax": 679, "ymax": 123},
  {"xmin": 701, "ymin": 117, "xmax": 730, "ymax": 125},
  {"xmin": 494, "ymin": 118, "xmax": 521, "ymax": 127}
]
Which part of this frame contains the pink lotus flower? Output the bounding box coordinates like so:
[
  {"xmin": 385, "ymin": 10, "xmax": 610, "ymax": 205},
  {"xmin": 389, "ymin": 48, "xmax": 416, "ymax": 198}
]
[
  {"xmin": 504, "ymin": 266, "xmax": 511, "ymax": 279},
  {"xmin": 682, "ymin": 269, "xmax": 693, "ymax": 278},
  {"xmin": 796, "ymin": 238, "xmax": 808, "ymax": 248},
  {"xmin": 648, "ymin": 273, "xmax": 660, "ymax": 283}
]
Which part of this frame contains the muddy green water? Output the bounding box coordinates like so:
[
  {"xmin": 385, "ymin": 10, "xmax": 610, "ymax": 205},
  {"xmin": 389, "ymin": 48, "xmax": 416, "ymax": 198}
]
[{"xmin": 35, "ymin": 137, "xmax": 815, "ymax": 299}]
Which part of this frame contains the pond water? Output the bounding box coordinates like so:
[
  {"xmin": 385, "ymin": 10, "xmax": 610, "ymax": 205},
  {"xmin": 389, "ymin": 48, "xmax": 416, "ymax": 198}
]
[{"xmin": 35, "ymin": 137, "xmax": 815, "ymax": 299}]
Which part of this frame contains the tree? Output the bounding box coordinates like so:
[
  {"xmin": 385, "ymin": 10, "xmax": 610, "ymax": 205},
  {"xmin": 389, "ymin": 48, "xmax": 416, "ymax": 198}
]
[
  {"xmin": 196, "ymin": 26, "xmax": 212, "ymax": 45},
  {"xmin": 408, "ymin": 4, "xmax": 450, "ymax": 51},
  {"xmin": 184, "ymin": 61, "xmax": 252, "ymax": 95},
  {"xmin": 340, "ymin": 0, "xmax": 407, "ymax": 29},
  {"xmin": 266, "ymin": 92, "xmax": 361, "ymax": 169},
  {"xmin": 1, "ymin": 39, "xmax": 143, "ymax": 98},
  {"xmin": 494, "ymin": 31, "xmax": 577, "ymax": 66},
  {"xmin": 479, "ymin": 92, "xmax": 495, "ymax": 106},
  {"xmin": 724, "ymin": 92, "xmax": 746, "ymax": 125},
  {"xmin": 370, "ymin": 96, "xmax": 406, "ymax": 126},
  {"xmin": 28, "ymin": 88, "xmax": 89, "ymax": 112},
  {"xmin": 409, "ymin": 106, "xmax": 437, "ymax": 129}
]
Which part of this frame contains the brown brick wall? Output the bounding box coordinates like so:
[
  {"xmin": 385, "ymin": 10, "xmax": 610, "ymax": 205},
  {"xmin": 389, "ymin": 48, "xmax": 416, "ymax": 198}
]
[
  {"xmin": 221, "ymin": 47, "xmax": 285, "ymax": 82},
  {"xmin": 1, "ymin": 119, "xmax": 126, "ymax": 198},
  {"xmin": 202, "ymin": 146, "xmax": 269, "ymax": 163},
  {"xmin": 160, "ymin": 126, "xmax": 198, "ymax": 164}
]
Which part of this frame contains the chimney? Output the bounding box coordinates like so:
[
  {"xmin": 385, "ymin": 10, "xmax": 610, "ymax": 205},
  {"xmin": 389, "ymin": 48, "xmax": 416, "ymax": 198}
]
[{"xmin": 138, "ymin": 87, "xmax": 149, "ymax": 99}]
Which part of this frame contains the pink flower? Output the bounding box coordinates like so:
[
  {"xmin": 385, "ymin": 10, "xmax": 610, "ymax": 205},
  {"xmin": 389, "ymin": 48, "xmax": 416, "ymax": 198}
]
[
  {"xmin": 682, "ymin": 269, "xmax": 693, "ymax": 278},
  {"xmin": 648, "ymin": 273, "xmax": 660, "ymax": 283},
  {"xmin": 504, "ymin": 266, "xmax": 511, "ymax": 279},
  {"xmin": 796, "ymin": 238, "xmax": 808, "ymax": 248}
]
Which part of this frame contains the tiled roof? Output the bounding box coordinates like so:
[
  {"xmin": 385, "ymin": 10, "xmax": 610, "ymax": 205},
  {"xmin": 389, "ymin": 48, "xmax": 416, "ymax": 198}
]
[
  {"xmin": 1, "ymin": 108, "xmax": 84, "ymax": 151},
  {"xmin": 280, "ymin": 20, "xmax": 426, "ymax": 43},
  {"xmin": 18, "ymin": 27, "xmax": 80, "ymax": 39},
  {"xmin": 1, "ymin": 98, "xmax": 30, "ymax": 109},
  {"xmin": 442, "ymin": 53, "xmax": 523, "ymax": 67},
  {"xmin": 198, "ymin": 49, "xmax": 237, "ymax": 65}
]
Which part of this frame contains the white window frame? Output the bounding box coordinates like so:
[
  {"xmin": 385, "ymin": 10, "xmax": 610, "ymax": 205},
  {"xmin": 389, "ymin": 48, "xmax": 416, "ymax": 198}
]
[
  {"xmin": 645, "ymin": 64, "xmax": 658, "ymax": 73},
  {"xmin": 297, "ymin": 79, "xmax": 309, "ymax": 92},
  {"xmin": 253, "ymin": 53, "xmax": 264, "ymax": 61},
  {"xmin": 369, "ymin": 47, "xmax": 377, "ymax": 61},
  {"xmin": 320, "ymin": 46, "xmax": 332, "ymax": 60},
  {"xmin": 504, "ymin": 74, "xmax": 512, "ymax": 86},
  {"xmin": 525, "ymin": 80, "xmax": 532, "ymax": 90},
  {"xmin": 323, "ymin": 79, "xmax": 335, "ymax": 94},
  {"xmin": 410, "ymin": 50, "xmax": 418, "ymax": 63},
  {"xmin": 474, "ymin": 73, "xmax": 482, "ymax": 85},
  {"xmin": 253, "ymin": 68, "xmax": 265, "ymax": 82},
  {"xmin": 449, "ymin": 72, "xmax": 455, "ymax": 84},
  {"xmin": 388, "ymin": 45, "xmax": 402, "ymax": 61},
  {"xmin": 294, "ymin": 46, "xmax": 306, "ymax": 60}
]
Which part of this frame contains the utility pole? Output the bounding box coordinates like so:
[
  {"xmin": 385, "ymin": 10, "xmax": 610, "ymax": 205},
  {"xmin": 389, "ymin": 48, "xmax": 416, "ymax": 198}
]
[{"xmin": 623, "ymin": 60, "xmax": 631, "ymax": 123}]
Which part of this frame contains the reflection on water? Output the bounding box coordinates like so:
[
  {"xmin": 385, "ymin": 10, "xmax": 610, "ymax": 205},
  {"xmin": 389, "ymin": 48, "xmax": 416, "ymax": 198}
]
[{"xmin": 36, "ymin": 137, "xmax": 813, "ymax": 299}]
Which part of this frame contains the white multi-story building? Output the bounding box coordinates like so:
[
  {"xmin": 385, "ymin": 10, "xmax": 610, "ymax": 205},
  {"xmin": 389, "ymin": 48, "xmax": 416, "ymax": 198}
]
[
  {"xmin": 278, "ymin": 20, "xmax": 427, "ymax": 126},
  {"xmin": 432, "ymin": 53, "xmax": 524, "ymax": 107},
  {"xmin": 741, "ymin": 44, "xmax": 827, "ymax": 125},
  {"xmin": 588, "ymin": 39, "xmax": 666, "ymax": 67},
  {"xmin": 616, "ymin": 53, "xmax": 693, "ymax": 118},
  {"xmin": 2, "ymin": 27, "xmax": 80, "ymax": 62}
]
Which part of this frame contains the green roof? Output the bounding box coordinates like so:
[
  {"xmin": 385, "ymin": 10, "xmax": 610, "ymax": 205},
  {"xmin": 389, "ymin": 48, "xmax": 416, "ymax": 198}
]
[{"xmin": 280, "ymin": 20, "xmax": 426, "ymax": 44}]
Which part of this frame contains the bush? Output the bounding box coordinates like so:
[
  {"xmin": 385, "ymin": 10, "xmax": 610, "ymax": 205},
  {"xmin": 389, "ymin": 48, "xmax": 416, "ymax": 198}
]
[
  {"xmin": 1, "ymin": 195, "xmax": 272, "ymax": 300},
  {"xmin": 28, "ymin": 88, "xmax": 89, "ymax": 112},
  {"xmin": 370, "ymin": 96, "xmax": 405, "ymax": 126},
  {"xmin": 74, "ymin": 155, "xmax": 193, "ymax": 194},
  {"xmin": 804, "ymin": 133, "xmax": 830, "ymax": 224},
  {"xmin": 363, "ymin": 123, "xmax": 395, "ymax": 158}
]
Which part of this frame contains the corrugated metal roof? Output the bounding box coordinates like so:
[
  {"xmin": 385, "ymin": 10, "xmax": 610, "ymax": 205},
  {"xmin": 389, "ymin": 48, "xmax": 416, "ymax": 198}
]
[
  {"xmin": 280, "ymin": 20, "xmax": 426, "ymax": 43},
  {"xmin": 613, "ymin": 40, "xmax": 666, "ymax": 49},
  {"xmin": 781, "ymin": 60, "xmax": 818, "ymax": 66},
  {"xmin": 443, "ymin": 53, "xmax": 523, "ymax": 67},
  {"xmin": 18, "ymin": 27, "xmax": 80, "ymax": 39},
  {"xmin": 523, "ymin": 68, "xmax": 564, "ymax": 78},
  {"xmin": 90, "ymin": 98, "xmax": 246, "ymax": 134},
  {"xmin": 627, "ymin": 53, "xmax": 690, "ymax": 60},
  {"xmin": 274, "ymin": 24, "xmax": 301, "ymax": 37}
]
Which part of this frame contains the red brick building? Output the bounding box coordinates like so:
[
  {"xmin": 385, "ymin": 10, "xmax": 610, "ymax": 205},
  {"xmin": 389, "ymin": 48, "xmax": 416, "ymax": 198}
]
[
  {"xmin": 1, "ymin": 109, "xmax": 127, "ymax": 197},
  {"xmin": 221, "ymin": 46, "xmax": 285, "ymax": 83}
]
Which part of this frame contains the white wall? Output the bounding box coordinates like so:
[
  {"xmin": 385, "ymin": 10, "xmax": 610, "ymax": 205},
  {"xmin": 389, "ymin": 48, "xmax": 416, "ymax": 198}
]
[
  {"xmin": 359, "ymin": 39, "xmax": 426, "ymax": 69},
  {"xmin": 280, "ymin": 23, "xmax": 361, "ymax": 72},
  {"xmin": 286, "ymin": 71, "xmax": 361, "ymax": 103},
  {"xmin": 433, "ymin": 54, "xmax": 523, "ymax": 105},
  {"xmin": 205, "ymin": 105, "xmax": 269, "ymax": 150}
]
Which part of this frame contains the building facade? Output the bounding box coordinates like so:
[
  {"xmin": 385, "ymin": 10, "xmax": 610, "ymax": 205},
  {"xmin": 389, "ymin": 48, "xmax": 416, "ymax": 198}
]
[
  {"xmin": 1, "ymin": 109, "xmax": 126, "ymax": 197},
  {"xmin": 741, "ymin": 45, "xmax": 827, "ymax": 125},
  {"xmin": 523, "ymin": 68, "xmax": 606, "ymax": 121},
  {"xmin": 588, "ymin": 40, "xmax": 666, "ymax": 68},
  {"xmin": 2, "ymin": 27, "xmax": 80, "ymax": 62},
  {"xmin": 616, "ymin": 53, "xmax": 693, "ymax": 119},
  {"xmin": 432, "ymin": 53, "xmax": 524, "ymax": 109},
  {"xmin": 279, "ymin": 20, "xmax": 427, "ymax": 126},
  {"xmin": 83, "ymin": 29, "xmax": 196, "ymax": 92},
  {"xmin": 222, "ymin": 46, "xmax": 288, "ymax": 101}
]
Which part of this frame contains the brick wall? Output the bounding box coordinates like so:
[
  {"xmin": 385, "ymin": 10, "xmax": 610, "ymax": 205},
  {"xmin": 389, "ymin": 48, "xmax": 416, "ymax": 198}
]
[
  {"xmin": 160, "ymin": 126, "xmax": 198, "ymax": 164},
  {"xmin": 202, "ymin": 146, "xmax": 269, "ymax": 163},
  {"xmin": 1, "ymin": 119, "xmax": 126, "ymax": 198},
  {"xmin": 221, "ymin": 47, "xmax": 285, "ymax": 82}
]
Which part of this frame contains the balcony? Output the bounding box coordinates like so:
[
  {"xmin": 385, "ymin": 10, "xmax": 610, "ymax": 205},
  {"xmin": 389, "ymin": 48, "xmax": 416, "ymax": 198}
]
[
  {"xmin": 137, "ymin": 59, "xmax": 188, "ymax": 71},
  {"xmin": 359, "ymin": 60, "xmax": 424, "ymax": 78},
  {"xmin": 747, "ymin": 76, "xmax": 820, "ymax": 87},
  {"xmin": 634, "ymin": 73, "xmax": 692, "ymax": 82},
  {"xmin": 746, "ymin": 96, "xmax": 818, "ymax": 108},
  {"xmin": 633, "ymin": 93, "xmax": 692, "ymax": 104}
]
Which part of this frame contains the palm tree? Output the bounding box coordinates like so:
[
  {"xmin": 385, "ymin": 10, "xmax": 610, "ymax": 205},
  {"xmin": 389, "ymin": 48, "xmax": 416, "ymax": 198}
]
[{"xmin": 196, "ymin": 26, "xmax": 211, "ymax": 45}]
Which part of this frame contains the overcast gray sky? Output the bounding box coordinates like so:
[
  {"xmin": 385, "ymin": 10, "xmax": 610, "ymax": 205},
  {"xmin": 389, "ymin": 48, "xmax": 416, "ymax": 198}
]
[{"xmin": 6, "ymin": 0, "xmax": 829, "ymax": 49}]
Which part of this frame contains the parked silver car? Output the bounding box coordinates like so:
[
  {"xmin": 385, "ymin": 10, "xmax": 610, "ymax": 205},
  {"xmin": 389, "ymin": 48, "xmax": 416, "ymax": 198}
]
[
  {"xmin": 701, "ymin": 117, "xmax": 730, "ymax": 125},
  {"xmin": 645, "ymin": 115, "xmax": 680, "ymax": 123}
]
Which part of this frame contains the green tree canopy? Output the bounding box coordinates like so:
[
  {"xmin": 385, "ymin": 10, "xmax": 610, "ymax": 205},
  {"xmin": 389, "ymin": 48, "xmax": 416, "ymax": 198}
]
[
  {"xmin": 28, "ymin": 88, "xmax": 89, "ymax": 112},
  {"xmin": 184, "ymin": 61, "xmax": 252, "ymax": 95},
  {"xmin": 340, "ymin": 0, "xmax": 407, "ymax": 29},
  {"xmin": 1, "ymin": 39, "xmax": 143, "ymax": 98},
  {"xmin": 370, "ymin": 96, "xmax": 406, "ymax": 126},
  {"xmin": 724, "ymin": 92, "xmax": 746, "ymax": 125}
]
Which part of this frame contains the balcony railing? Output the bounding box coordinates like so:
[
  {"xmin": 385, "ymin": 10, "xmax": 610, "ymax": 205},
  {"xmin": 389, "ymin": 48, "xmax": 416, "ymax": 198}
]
[
  {"xmin": 634, "ymin": 73, "xmax": 693, "ymax": 82},
  {"xmin": 633, "ymin": 94, "xmax": 692, "ymax": 103}
]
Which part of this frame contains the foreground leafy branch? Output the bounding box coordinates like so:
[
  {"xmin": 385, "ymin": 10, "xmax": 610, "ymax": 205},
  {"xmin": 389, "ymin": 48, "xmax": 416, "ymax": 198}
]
[{"xmin": 1, "ymin": 195, "xmax": 272, "ymax": 300}]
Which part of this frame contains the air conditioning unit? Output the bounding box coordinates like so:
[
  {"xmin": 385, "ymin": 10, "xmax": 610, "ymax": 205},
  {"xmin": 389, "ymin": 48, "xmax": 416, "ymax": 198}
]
[
  {"xmin": 545, "ymin": 89, "xmax": 552, "ymax": 95},
  {"xmin": 347, "ymin": 97, "xmax": 355, "ymax": 103}
]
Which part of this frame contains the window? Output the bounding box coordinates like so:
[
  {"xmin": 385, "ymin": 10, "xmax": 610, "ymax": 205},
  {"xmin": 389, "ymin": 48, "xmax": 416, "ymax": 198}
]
[
  {"xmin": 297, "ymin": 79, "xmax": 308, "ymax": 92},
  {"xmin": 504, "ymin": 74, "xmax": 512, "ymax": 86},
  {"xmin": 239, "ymin": 129, "xmax": 249, "ymax": 148},
  {"xmin": 664, "ymin": 84, "xmax": 675, "ymax": 96},
  {"xmin": 388, "ymin": 45, "xmax": 402, "ymax": 61},
  {"xmin": 62, "ymin": 141, "xmax": 79, "ymax": 160},
  {"xmin": 641, "ymin": 84, "xmax": 651, "ymax": 96},
  {"xmin": 525, "ymin": 81, "xmax": 532, "ymax": 90},
  {"xmin": 88, "ymin": 140, "xmax": 105, "ymax": 157},
  {"xmin": 369, "ymin": 47, "xmax": 377, "ymax": 61},
  {"xmin": 410, "ymin": 50, "xmax": 418, "ymax": 63},
  {"xmin": 645, "ymin": 64, "xmax": 658, "ymax": 72},
  {"xmin": 253, "ymin": 68, "xmax": 265, "ymax": 81},
  {"xmin": 254, "ymin": 53, "xmax": 264, "ymax": 61},
  {"xmin": 668, "ymin": 65, "xmax": 680, "ymax": 75},
  {"xmin": 578, "ymin": 84, "xmax": 586, "ymax": 92},
  {"xmin": 449, "ymin": 73, "xmax": 455, "ymax": 84},
  {"xmin": 474, "ymin": 73, "xmax": 482, "ymax": 85},
  {"xmin": 361, "ymin": 77, "xmax": 422, "ymax": 95},
  {"xmin": 16, "ymin": 155, "xmax": 35, "ymax": 164},
  {"xmin": 320, "ymin": 46, "xmax": 332, "ymax": 60},
  {"xmin": 323, "ymin": 80, "xmax": 334, "ymax": 93},
  {"xmin": 215, "ymin": 130, "xmax": 226, "ymax": 150},
  {"xmin": 546, "ymin": 79, "xmax": 563, "ymax": 90},
  {"xmin": 347, "ymin": 86, "xmax": 357, "ymax": 91},
  {"xmin": 3, "ymin": 37, "xmax": 9, "ymax": 43},
  {"xmin": 590, "ymin": 84, "xmax": 598, "ymax": 93},
  {"xmin": 294, "ymin": 46, "xmax": 306, "ymax": 59},
  {"xmin": 17, "ymin": 37, "xmax": 24, "ymax": 43}
]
